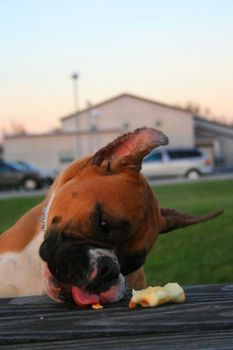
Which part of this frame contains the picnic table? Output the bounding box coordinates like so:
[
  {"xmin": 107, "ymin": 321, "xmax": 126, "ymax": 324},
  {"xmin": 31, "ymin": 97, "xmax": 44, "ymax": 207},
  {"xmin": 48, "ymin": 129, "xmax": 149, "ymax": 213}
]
[{"xmin": 0, "ymin": 284, "xmax": 232, "ymax": 349}]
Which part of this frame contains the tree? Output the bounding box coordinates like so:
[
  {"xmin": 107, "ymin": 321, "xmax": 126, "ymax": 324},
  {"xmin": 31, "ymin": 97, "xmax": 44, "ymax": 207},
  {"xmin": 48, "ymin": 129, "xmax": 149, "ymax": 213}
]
[{"xmin": 9, "ymin": 121, "xmax": 27, "ymax": 135}]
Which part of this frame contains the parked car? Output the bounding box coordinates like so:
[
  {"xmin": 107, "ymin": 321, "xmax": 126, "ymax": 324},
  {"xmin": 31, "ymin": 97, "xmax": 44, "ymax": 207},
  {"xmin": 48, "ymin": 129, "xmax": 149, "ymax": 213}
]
[
  {"xmin": 142, "ymin": 147, "xmax": 213, "ymax": 179},
  {"xmin": 15, "ymin": 161, "xmax": 58, "ymax": 185},
  {"xmin": 0, "ymin": 160, "xmax": 44, "ymax": 190}
]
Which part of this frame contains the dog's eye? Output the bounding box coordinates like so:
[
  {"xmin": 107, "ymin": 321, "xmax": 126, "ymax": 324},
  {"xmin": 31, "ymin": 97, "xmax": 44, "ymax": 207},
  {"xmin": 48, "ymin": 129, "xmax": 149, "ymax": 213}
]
[
  {"xmin": 100, "ymin": 220, "xmax": 112, "ymax": 238},
  {"xmin": 93, "ymin": 203, "xmax": 131, "ymax": 243}
]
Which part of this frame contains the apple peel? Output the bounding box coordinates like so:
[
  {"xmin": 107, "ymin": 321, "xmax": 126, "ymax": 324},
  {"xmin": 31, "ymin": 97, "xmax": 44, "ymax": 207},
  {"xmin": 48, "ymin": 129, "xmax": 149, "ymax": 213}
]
[{"xmin": 129, "ymin": 282, "xmax": 185, "ymax": 308}]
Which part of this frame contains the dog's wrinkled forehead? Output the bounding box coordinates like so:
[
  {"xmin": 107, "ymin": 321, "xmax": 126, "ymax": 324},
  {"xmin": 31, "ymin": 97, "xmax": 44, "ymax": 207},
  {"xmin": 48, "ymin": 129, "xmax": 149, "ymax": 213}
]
[
  {"xmin": 46, "ymin": 171, "xmax": 145, "ymax": 239},
  {"xmin": 45, "ymin": 127, "xmax": 168, "ymax": 232}
]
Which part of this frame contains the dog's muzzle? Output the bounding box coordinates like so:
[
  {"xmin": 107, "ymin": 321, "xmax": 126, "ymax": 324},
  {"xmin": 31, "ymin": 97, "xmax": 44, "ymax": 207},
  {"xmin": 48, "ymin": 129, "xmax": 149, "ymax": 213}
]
[{"xmin": 40, "ymin": 246, "xmax": 126, "ymax": 306}]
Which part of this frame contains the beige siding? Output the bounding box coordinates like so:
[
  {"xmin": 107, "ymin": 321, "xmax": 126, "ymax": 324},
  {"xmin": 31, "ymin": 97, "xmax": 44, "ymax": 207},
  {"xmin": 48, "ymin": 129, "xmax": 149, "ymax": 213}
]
[
  {"xmin": 4, "ymin": 94, "xmax": 194, "ymax": 171},
  {"xmin": 4, "ymin": 131, "xmax": 120, "ymax": 171},
  {"xmin": 62, "ymin": 95, "xmax": 194, "ymax": 147},
  {"xmin": 4, "ymin": 135, "xmax": 75, "ymax": 171}
]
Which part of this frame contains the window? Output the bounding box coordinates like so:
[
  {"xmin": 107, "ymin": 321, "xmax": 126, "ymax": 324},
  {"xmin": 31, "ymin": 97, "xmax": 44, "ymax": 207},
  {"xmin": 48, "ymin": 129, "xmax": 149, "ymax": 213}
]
[
  {"xmin": 0, "ymin": 163, "xmax": 15, "ymax": 172},
  {"xmin": 143, "ymin": 152, "xmax": 162, "ymax": 163},
  {"xmin": 167, "ymin": 149, "xmax": 202, "ymax": 160},
  {"xmin": 59, "ymin": 151, "xmax": 75, "ymax": 164},
  {"xmin": 154, "ymin": 120, "xmax": 162, "ymax": 128}
]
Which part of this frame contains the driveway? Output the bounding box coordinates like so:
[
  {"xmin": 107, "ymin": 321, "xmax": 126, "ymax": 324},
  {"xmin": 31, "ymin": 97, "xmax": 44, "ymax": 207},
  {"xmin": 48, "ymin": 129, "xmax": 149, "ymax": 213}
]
[
  {"xmin": 148, "ymin": 171, "xmax": 233, "ymax": 187},
  {"xmin": 0, "ymin": 188, "xmax": 47, "ymax": 200},
  {"xmin": 0, "ymin": 172, "xmax": 233, "ymax": 200}
]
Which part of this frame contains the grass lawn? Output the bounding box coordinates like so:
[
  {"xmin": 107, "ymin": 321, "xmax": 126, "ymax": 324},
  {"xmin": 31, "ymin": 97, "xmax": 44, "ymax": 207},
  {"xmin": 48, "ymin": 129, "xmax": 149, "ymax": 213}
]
[
  {"xmin": 0, "ymin": 178, "xmax": 232, "ymax": 285},
  {"xmin": 146, "ymin": 179, "xmax": 233, "ymax": 285},
  {"xmin": 0, "ymin": 196, "xmax": 44, "ymax": 233}
]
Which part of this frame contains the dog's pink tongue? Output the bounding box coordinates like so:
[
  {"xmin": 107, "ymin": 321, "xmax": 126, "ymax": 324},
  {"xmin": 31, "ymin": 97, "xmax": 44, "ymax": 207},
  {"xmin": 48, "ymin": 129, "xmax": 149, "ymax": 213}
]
[
  {"xmin": 71, "ymin": 275, "xmax": 126, "ymax": 307},
  {"xmin": 72, "ymin": 286, "xmax": 101, "ymax": 306}
]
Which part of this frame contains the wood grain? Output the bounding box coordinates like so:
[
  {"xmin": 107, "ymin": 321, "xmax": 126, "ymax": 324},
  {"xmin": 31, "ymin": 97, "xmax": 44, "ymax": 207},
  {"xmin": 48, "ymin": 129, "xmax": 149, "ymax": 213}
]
[{"xmin": 0, "ymin": 284, "xmax": 232, "ymax": 349}]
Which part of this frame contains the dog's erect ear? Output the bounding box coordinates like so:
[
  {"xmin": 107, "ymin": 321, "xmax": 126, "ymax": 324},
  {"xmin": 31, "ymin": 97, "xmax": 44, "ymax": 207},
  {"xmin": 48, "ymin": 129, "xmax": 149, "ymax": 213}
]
[
  {"xmin": 92, "ymin": 127, "xmax": 169, "ymax": 172},
  {"xmin": 160, "ymin": 208, "xmax": 224, "ymax": 234}
]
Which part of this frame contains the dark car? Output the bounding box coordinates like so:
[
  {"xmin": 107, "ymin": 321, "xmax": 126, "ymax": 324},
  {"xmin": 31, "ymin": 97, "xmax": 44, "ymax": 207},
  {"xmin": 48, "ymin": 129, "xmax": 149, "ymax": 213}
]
[
  {"xmin": 15, "ymin": 161, "xmax": 57, "ymax": 185},
  {"xmin": 0, "ymin": 160, "xmax": 44, "ymax": 190}
]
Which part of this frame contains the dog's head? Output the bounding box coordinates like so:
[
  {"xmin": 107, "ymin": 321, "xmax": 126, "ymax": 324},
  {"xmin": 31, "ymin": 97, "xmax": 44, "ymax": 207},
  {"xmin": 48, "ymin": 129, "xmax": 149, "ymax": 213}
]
[{"xmin": 39, "ymin": 127, "xmax": 222, "ymax": 306}]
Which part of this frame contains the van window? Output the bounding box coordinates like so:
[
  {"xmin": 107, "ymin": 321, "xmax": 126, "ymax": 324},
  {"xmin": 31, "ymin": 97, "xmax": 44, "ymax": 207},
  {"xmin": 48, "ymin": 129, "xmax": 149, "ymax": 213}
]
[
  {"xmin": 167, "ymin": 149, "xmax": 202, "ymax": 160},
  {"xmin": 144, "ymin": 152, "xmax": 162, "ymax": 162}
]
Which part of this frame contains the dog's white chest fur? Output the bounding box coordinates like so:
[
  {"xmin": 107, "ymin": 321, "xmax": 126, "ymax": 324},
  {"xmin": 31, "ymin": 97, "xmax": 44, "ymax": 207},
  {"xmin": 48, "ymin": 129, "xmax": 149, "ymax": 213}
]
[{"xmin": 0, "ymin": 231, "xmax": 45, "ymax": 298}]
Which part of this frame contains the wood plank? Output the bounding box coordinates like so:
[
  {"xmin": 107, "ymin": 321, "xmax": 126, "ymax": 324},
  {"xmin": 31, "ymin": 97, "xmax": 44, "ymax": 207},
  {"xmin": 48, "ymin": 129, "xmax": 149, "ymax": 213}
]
[
  {"xmin": 0, "ymin": 330, "xmax": 233, "ymax": 350},
  {"xmin": 0, "ymin": 284, "xmax": 232, "ymax": 345}
]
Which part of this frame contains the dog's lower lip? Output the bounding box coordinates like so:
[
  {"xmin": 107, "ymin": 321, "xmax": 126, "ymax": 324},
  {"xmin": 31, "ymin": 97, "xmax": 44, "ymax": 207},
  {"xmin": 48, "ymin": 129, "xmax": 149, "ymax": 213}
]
[
  {"xmin": 71, "ymin": 286, "xmax": 104, "ymax": 306},
  {"xmin": 71, "ymin": 274, "xmax": 126, "ymax": 306},
  {"xmin": 43, "ymin": 264, "xmax": 126, "ymax": 306},
  {"xmin": 58, "ymin": 285, "xmax": 73, "ymax": 303}
]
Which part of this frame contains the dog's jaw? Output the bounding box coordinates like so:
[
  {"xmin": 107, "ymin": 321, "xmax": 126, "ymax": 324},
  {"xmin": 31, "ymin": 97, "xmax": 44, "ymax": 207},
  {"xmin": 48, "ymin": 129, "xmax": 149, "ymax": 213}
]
[
  {"xmin": 42, "ymin": 263, "xmax": 126, "ymax": 306},
  {"xmin": 71, "ymin": 274, "xmax": 126, "ymax": 306}
]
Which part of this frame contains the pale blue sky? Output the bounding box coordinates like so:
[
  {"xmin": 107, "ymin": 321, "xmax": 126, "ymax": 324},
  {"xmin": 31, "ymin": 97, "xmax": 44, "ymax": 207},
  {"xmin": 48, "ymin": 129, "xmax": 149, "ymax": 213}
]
[{"xmin": 1, "ymin": 0, "xmax": 233, "ymax": 132}]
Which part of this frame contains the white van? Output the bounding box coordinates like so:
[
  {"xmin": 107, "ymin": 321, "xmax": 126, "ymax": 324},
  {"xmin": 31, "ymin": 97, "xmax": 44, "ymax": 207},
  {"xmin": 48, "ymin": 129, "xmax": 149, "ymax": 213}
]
[{"xmin": 142, "ymin": 148, "xmax": 213, "ymax": 179}]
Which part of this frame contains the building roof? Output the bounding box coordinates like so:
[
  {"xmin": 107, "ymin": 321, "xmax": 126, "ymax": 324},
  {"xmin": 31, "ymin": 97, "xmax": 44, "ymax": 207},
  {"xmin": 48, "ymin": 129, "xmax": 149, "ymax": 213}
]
[
  {"xmin": 195, "ymin": 115, "xmax": 233, "ymax": 140},
  {"xmin": 195, "ymin": 115, "xmax": 233, "ymax": 129},
  {"xmin": 61, "ymin": 92, "xmax": 192, "ymax": 122},
  {"xmin": 4, "ymin": 128, "xmax": 122, "ymax": 140}
]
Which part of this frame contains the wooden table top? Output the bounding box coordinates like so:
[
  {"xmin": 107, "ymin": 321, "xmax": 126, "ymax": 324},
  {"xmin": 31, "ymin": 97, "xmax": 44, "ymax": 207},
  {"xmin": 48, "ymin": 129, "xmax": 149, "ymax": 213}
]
[{"xmin": 0, "ymin": 284, "xmax": 233, "ymax": 349}]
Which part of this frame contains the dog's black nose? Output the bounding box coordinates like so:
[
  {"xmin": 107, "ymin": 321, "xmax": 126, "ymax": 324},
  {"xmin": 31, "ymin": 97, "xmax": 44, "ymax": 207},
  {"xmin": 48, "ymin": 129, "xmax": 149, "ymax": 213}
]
[
  {"xmin": 97, "ymin": 256, "xmax": 120, "ymax": 282},
  {"xmin": 98, "ymin": 264, "xmax": 111, "ymax": 279},
  {"xmin": 87, "ymin": 256, "xmax": 120, "ymax": 293}
]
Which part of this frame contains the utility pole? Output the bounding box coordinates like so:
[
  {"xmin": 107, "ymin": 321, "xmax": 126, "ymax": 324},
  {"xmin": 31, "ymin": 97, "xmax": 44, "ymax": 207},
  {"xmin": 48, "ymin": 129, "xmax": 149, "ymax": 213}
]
[
  {"xmin": 71, "ymin": 72, "xmax": 82, "ymax": 158},
  {"xmin": 86, "ymin": 100, "xmax": 93, "ymax": 153}
]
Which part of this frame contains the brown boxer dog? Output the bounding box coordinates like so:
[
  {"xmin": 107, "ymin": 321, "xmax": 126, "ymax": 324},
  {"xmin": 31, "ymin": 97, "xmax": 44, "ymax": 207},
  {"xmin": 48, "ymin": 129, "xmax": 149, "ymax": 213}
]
[{"xmin": 0, "ymin": 128, "xmax": 222, "ymax": 305}]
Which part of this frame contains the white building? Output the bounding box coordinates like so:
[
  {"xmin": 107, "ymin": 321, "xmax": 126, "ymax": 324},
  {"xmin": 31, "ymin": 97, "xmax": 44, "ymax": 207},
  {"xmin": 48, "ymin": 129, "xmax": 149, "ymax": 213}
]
[{"xmin": 3, "ymin": 93, "xmax": 197, "ymax": 171}]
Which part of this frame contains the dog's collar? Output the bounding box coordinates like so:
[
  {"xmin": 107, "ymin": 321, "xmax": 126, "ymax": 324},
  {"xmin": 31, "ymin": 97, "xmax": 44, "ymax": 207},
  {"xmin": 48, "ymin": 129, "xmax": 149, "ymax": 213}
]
[
  {"xmin": 41, "ymin": 191, "xmax": 56, "ymax": 232},
  {"xmin": 41, "ymin": 207, "xmax": 47, "ymax": 232}
]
